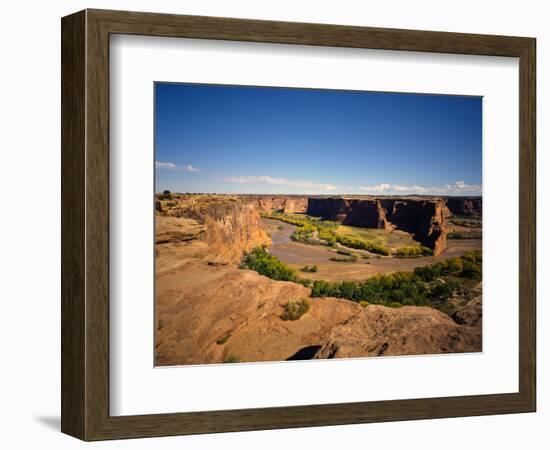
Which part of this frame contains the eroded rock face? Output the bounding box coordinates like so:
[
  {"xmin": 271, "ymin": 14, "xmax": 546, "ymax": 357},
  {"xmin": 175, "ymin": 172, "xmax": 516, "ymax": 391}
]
[
  {"xmin": 452, "ymin": 295, "xmax": 482, "ymax": 327},
  {"xmin": 306, "ymin": 197, "xmax": 350, "ymax": 222},
  {"xmin": 282, "ymin": 197, "xmax": 308, "ymax": 213},
  {"xmin": 155, "ymin": 216, "xmax": 206, "ymax": 244},
  {"xmin": 315, "ymin": 302, "xmax": 482, "ymax": 359},
  {"xmin": 155, "ymin": 262, "xmax": 362, "ymax": 365},
  {"xmin": 307, "ymin": 198, "xmax": 389, "ymax": 229},
  {"xmin": 245, "ymin": 196, "xmax": 309, "ymax": 214},
  {"xmin": 159, "ymin": 196, "xmax": 270, "ymax": 263},
  {"xmin": 307, "ymin": 197, "xmax": 447, "ymax": 254},
  {"xmin": 382, "ymin": 199, "xmax": 447, "ymax": 254},
  {"xmin": 444, "ymin": 197, "xmax": 482, "ymax": 217}
]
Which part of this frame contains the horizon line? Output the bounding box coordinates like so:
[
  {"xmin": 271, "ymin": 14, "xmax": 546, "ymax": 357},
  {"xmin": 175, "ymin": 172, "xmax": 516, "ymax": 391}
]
[{"xmin": 155, "ymin": 192, "xmax": 482, "ymax": 198}]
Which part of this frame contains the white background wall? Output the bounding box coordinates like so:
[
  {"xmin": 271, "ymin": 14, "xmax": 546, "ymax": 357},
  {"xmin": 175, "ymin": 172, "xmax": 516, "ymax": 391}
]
[{"xmin": 0, "ymin": 1, "xmax": 547, "ymax": 448}]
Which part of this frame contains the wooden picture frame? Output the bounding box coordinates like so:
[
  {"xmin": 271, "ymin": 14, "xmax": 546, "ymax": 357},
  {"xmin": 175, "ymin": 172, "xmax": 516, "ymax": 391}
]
[{"xmin": 61, "ymin": 9, "xmax": 536, "ymax": 441}]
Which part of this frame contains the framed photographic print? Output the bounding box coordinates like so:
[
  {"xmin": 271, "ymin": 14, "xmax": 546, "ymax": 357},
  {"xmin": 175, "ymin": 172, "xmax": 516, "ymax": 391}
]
[{"xmin": 61, "ymin": 9, "xmax": 536, "ymax": 440}]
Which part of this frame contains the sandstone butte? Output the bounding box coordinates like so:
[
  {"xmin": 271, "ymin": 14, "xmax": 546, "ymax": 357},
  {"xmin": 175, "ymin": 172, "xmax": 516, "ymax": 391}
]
[{"xmin": 155, "ymin": 194, "xmax": 482, "ymax": 365}]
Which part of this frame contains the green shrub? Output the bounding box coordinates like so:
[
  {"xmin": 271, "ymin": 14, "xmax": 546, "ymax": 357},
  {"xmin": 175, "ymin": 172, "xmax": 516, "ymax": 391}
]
[
  {"xmin": 300, "ymin": 265, "xmax": 318, "ymax": 273},
  {"xmin": 240, "ymin": 247, "xmax": 297, "ymax": 282},
  {"xmin": 429, "ymin": 280, "xmax": 460, "ymax": 302},
  {"xmin": 318, "ymin": 228, "xmax": 337, "ymax": 246},
  {"xmin": 461, "ymin": 260, "xmax": 482, "ymax": 280},
  {"xmin": 329, "ymin": 255, "xmax": 357, "ymax": 263},
  {"xmin": 310, "ymin": 251, "xmax": 481, "ymax": 314},
  {"xmin": 281, "ymin": 299, "xmax": 311, "ymax": 321},
  {"xmin": 263, "ymin": 212, "xmax": 390, "ymax": 253},
  {"xmin": 394, "ymin": 246, "xmax": 433, "ymax": 258},
  {"xmin": 448, "ymin": 231, "xmax": 482, "ymax": 239},
  {"xmin": 332, "ymin": 233, "xmax": 390, "ymax": 255}
]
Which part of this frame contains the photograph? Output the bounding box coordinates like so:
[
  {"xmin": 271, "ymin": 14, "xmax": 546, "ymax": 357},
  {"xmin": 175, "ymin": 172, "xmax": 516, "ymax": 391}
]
[{"xmin": 154, "ymin": 83, "xmax": 483, "ymax": 366}]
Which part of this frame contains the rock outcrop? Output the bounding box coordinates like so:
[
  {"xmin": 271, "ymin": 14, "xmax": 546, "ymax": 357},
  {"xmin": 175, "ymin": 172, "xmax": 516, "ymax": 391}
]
[
  {"xmin": 158, "ymin": 195, "xmax": 270, "ymax": 264},
  {"xmin": 315, "ymin": 301, "xmax": 482, "ymax": 359},
  {"xmin": 155, "ymin": 216, "xmax": 206, "ymax": 244},
  {"xmin": 155, "ymin": 262, "xmax": 363, "ymax": 365},
  {"xmin": 452, "ymin": 295, "xmax": 482, "ymax": 327}
]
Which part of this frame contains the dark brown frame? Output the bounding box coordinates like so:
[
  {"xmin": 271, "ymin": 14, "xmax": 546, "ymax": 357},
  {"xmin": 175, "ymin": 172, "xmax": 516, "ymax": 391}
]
[{"xmin": 61, "ymin": 9, "xmax": 536, "ymax": 441}]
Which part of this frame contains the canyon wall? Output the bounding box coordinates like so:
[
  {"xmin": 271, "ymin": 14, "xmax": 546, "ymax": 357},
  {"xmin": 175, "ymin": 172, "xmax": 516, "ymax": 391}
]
[
  {"xmin": 307, "ymin": 197, "xmax": 389, "ymax": 228},
  {"xmin": 443, "ymin": 197, "xmax": 482, "ymax": 217},
  {"xmin": 307, "ymin": 197, "xmax": 447, "ymax": 254},
  {"xmin": 157, "ymin": 194, "xmax": 479, "ymax": 258},
  {"xmin": 381, "ymin": 199, "xmax": 447, "ymax": 254},
  {"xmin": 245, "ymin": 196, "xmax": 308, "ymax": 214},
  {"xmin": 159, "ymin": 196, "xmax": 270, "ymax": 263}
]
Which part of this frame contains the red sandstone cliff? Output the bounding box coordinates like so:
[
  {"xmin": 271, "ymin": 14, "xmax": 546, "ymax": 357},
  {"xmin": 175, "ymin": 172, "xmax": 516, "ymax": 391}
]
[
  {"xmin": 307, "ymin": 197, "xmax": 447, "ymax": 254},
  {"xmin": 444, "ymin": 197, "xmax": 482, "ymax": 217},
  {"xmin": 158, "ymin": 195, "xmax": 270, "ymax": 263},
  {"xmin": 245, "ymin": 196, "xmax": 308, "ymax": 214}
]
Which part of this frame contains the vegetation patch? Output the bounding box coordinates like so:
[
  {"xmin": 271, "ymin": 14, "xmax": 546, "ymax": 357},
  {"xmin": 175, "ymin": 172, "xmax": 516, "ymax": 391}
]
[
  {"xmin": 311, "ymin": 251, "xmax": 482, "ymax": 315},
  {"xmin": 240, "ymin": 243, "xmax": 481, "ymax": 318},
  {"xmin": 264, "ymin": 212, "xmax": 390, "ymax": 254},
  {"xmin": 281, "ymin": 299, "xmax": 311, "ymax": 321},
  {"xmin": 157, "ymin": 190, "xmax": 173, "ymax": 201},
  {"xmin": 332, "ymin": 233, "xmax": 390, "ymax": 255},
  {"xmin": 329, "ymin": 255, "xmax": 358, "ymax": 263},
  {"xmin": 240, "ymin": 246, "xmax": 297, "ymax": 282},
  {"xmin": 393, "ymin": 246, "xmax": 433, "ymax": 258},
  {"xmin": 336, "ymin": 225, "xmax": 418, "ymax": 249},
  {"xmin": 296, "ymin": 278, "xmax": 312, "ymax": 288},
  {"xmin": 448, "ymin": 231, "xmax": 482, "ymax": 240},
  {"xmin": 336, "ymin": 249, "xmax": 353, "ymax": 256},
  {"xmin": 450, "ymin": 217, "xmax": 482, "ymax": 228},
  {"xmin": 300, "ymin": 265, "xmax": 318, "ymax": 273}
]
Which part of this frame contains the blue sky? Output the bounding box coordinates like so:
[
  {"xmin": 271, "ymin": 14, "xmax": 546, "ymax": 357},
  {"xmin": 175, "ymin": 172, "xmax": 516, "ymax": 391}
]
[{"xmin": 155, "ymin": 83, "xmax": 482, "ymax": 196}]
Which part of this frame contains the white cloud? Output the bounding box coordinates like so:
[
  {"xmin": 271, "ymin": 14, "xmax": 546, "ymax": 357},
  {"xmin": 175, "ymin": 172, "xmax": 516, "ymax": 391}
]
[
  {"xmin": 359, "ymin": 183, "xmax": 427, "ymax": 194},
  {"xmin": 441, "ymin": 181, "xmax": 482, "ymax": 194},
  {"xmin": 359, "ymin": 181, "xmax": 481, "ymax": 195},
  {"xmin": 182, "ymin": 164, "xmax": 200, "ymax": 173},
  {"xmin": 155, "ymin": 161, "xmax": 201, "ymax": 172},
  {"xmin": 225, "ymin": 175, "xmax": 339, "ymax": 192},
  {"xmin": 155, "ymin": 161, "xmax": 176, "ymax": 169}
]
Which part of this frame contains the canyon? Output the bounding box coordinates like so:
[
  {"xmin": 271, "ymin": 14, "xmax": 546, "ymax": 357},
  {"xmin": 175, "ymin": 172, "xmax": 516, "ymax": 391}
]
[
  {"xmin": 245, "ymin": 195, "xmax": 481, "ymax": 254},
  {"xmin": 155, "ymin": 194, "xmax": 482, "ymax": 365},
  {"xmin": 307, "ymin": 197, "xmax": 448, "ymax": 254}
]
